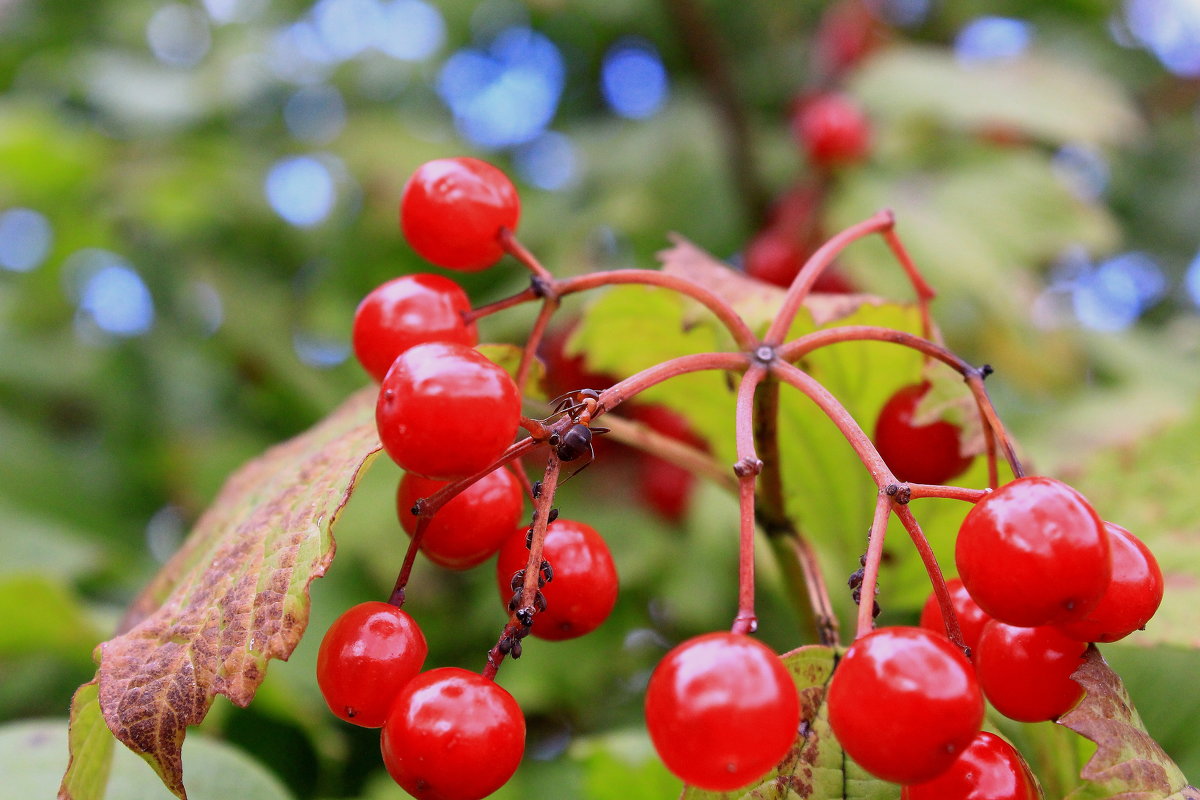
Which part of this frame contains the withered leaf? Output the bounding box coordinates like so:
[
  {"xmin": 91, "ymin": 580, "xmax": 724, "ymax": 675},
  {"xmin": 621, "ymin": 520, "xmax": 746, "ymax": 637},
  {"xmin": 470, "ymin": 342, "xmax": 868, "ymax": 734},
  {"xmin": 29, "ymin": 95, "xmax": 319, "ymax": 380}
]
[
  {"xmin": 1061, "ymin": 647, "xmax": 1200, "ymax": 800},
  {"xmin": 681, "ymin": 645, "xmax": 898, "ymax": 800},
  {"xmin": 64, "ymin": 387, "xmax": 381, "ymax": 800}
]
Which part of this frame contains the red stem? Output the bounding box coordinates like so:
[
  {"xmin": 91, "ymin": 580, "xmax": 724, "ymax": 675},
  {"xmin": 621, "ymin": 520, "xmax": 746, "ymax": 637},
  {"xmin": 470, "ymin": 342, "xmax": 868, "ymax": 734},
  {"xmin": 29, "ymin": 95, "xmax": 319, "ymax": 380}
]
[
  {"xmin": 893, "ymin": 504, "xmax": 968, "ymax": 653},
  {"xmin": 855, "ymin": 493, "xmax": 892, "ymax": 639},
  {"xmin": 905, "ymin": 484, "xmax": 989, "ymax": 503},
  {"xmin": 595, "ymin": 352, "xmax": 750, "ymax": 414},
  {"xmin": 499, "ymin": 228, "xmax": 555, "ymax": 286},
  {"xmin": 880, "ymin": 227, "xmax": 937, "ymax": 341},
  {"xmin": 731, "ymin": 365, "xmax": 767, "ymax": 634},
  {"xmin": 763, "ymin": 210, "xmax": 895, "ymax": 347}
]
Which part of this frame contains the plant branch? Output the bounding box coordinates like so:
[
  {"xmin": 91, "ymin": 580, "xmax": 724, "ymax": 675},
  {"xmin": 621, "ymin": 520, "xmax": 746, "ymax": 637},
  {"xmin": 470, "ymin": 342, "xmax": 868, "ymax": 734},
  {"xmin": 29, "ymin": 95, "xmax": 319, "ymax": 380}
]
[
  {"xmin": 893, "ymin": 504, "xmax": 968, "ymax": 654},
  {"xmin": 659, "ymin": 0, "xmax": 770, "ymax": 224},
  {"xmin": 731, "ymin": 364, "xmax": 767, "ymax": 634},
  {"xmin": 855, "ymin": 493, "xmax": 892, "ymax": 639}
]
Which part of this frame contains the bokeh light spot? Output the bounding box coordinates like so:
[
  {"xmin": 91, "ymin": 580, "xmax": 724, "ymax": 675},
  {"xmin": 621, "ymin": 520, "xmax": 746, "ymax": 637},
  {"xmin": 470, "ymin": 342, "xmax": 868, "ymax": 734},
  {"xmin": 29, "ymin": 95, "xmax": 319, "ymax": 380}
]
[
  {"xmin": 0, "ymin": 208, "xmax": 53, "ymax": 273},
  {"xmin": 600, "ymin": 38, "xmax": 669, "ymax": 120},
  {"xmin": 954, "ymin": 16, "xmax": 1033, "ymax": 64},
  {"xmin": 265, "ymin": 156, "xmax": 336, "ymax": 227},
  {"xmin": 147, "ymin": 4, "xmax": 213, "ymax": 68}
]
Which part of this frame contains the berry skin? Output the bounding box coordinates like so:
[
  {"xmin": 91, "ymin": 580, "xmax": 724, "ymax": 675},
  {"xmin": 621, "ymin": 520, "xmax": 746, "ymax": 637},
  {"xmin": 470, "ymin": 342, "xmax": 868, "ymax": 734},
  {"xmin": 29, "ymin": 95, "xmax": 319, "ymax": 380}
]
[
  {"xmin": 955, "ymin": 477, "xmax": 1111, "ymax": 627},
  {"xmin": 645, "ymin": 632, "xmax": 800, "ymax": 791},
  {"xmin": 400, "ymin": 158, "xmax": 519, "ymax": 271},
  {"xmin": 495, "ymin": 519, "xmax": 618, "ymax": 640},
  {"xmin": 1056, "ymin": 522, "xmax": 1164, "ymax": 643},
  {"xmin": 901, "ymin": 731, "xmax": 1042, "ymax": 800},
  {"xmin": 919, "ymin": 577, "xmax": 993, "ymax": 654},
  {"xmin": 352, "ymin": 274, "xmax": 477, "ymax": 383},
  {"xmin": 376, "ymin": 341, "xmax": 521, "ymax": 479},
  {"xmin": 975, "ymin": 622, "xmax": 1087, "ymax": 723},
  {"xmin": 827, "ymin": 626, "xmax": 983, "ymax": 785},
  {"xmin": 874, "ymin": 382, "xmax": 974, "ymax": 486},
  {"xmin": 381, "ymin": 667, "xmax": 525, "ymax": 800},
  {"xmin": 316, "ymin": 602, "xmax": 427, "ymax": 728},
  {"xmin": 398, "ymin": 466, "xmax": 524, "ymax": 570},
  {"xmin": 791, "ymin": 93, "xmax": 871, "ymax": 168}
]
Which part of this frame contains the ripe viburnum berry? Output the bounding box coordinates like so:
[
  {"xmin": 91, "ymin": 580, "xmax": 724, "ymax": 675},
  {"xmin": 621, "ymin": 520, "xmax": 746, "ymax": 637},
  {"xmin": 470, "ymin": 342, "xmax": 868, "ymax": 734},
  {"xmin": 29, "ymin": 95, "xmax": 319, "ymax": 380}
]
[
  {"xmin": 352, "ymin": 274, "xmax": 477, "ymax": 383},
  {"xmin": 376, "ymin": 341, "xmax": 521, "ymax": 479},
  {"xmin": 381, "ymin": 667, "xmax": 525, "ymax": 800},
  {"xmin": 400, "ymin": 157, "xmax": 520, "ymax": 271},
  {"xmin": 790, "ymin": 92, "xmax": 871, "ymax": 168},
  {"xmin": 1056, "ymin": 522, "xmax": 1164, "ymax": 643},
  {"xmin": 827, "ymin": 626, "xmax": 983, "ymax": 784},
  {"xmin": 975, "ymin": 621, "xmax": 1087, "ymax": 723},
  {"xmin": 955, "ymin": 476, "xmax": 1111, "ymax": 627},
  {"xmin": 398, "ymin": 466, "xmax": 525, "ymax": 570},
  {"xmin": 901, "ymin": 731, "xmax": 1042, "ymax": 800},
  {"xmin": 645, "ymin": 632, "xmax": 800, "ymax": 791},
  {"xmin": 874, "ymin": 382, "xmax": 974, "ymax": 485},
  {"xmin": 495, "ymin": 518, "xmax": 618, "ymax": 640},
  {"xmin": 316, "ymin": 602, "xmax": 427, "ymax": 728}
]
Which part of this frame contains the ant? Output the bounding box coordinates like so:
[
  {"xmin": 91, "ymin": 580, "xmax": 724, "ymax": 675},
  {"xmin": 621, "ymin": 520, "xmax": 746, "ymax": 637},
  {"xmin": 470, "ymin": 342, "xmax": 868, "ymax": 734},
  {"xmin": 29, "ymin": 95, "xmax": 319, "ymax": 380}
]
[{"xmin": 545, "ymin": 389, "xmax": 609, "ymax": 476}]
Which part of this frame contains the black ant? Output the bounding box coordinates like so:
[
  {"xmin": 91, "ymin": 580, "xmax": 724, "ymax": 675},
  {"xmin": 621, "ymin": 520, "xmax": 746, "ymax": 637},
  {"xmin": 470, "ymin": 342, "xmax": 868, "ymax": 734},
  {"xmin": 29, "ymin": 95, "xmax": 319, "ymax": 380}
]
[{"xmin": 545, "ymin": 388, "xmax": 608, "ymax": 477}]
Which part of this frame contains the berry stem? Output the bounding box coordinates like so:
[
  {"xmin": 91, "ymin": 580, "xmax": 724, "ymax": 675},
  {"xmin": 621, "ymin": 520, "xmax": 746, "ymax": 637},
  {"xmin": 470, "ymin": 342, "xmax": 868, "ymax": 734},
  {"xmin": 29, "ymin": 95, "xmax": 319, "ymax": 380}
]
[
  {"xmin": 879, "ymin": 227, "xmax": 938, "ymax": 341},
  {"xmin": 463, "ymin": 287, "xmax": 539, "ymax": 323},
  {"xmin": 499, "ymin": 227, "xmax": 556, "ymax": 286},
  {"xmin": 388, "ymin": 437, "xmax": 540, "ymax": 606},
  {"xmin": 893, "ymin": 504, "xmax": 968, "ymax": 653},
  {"xmin": 855, "ymin": 493, "xmax": 892, "ymax": 639},
  {"xmin": 752, "ymin": 376, "xmax": 840, "ymax": 645},
  {"xmin": 763, "ymin": 210, "xmax": 895, "ymax": 347},
  {"xmin": 596, "ymin": 352, "xmax": 750, "ymax": 413},
  {"xmin": 964, "ymin": 368, "xmax": 1024, "ymax": 479},
  {"xmin": 516, "ymin": 297, "xmax": 560, "ymax": 394},
  {"xmin": 731, "ymin": 364, "xmax": 768, "ymax": 634},
  {"xmin": 557, "ymin": 270, "xmax": 758, "ymax": 350},
  {"xmin": 905, "ymin": 484, "xmax": 989, "ymax": 503}
]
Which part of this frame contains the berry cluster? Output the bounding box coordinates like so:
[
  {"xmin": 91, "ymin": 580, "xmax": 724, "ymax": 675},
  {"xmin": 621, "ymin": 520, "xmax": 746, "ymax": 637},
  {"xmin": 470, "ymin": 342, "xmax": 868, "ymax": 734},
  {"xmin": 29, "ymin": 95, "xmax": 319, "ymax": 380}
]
[
  {"xmin": 310, "ymin": 154, "xmax": 1165, "ymax": 800},
  {"xmin": 828, "ymin": 476, "xmax": 1163, "ymax": 791}
]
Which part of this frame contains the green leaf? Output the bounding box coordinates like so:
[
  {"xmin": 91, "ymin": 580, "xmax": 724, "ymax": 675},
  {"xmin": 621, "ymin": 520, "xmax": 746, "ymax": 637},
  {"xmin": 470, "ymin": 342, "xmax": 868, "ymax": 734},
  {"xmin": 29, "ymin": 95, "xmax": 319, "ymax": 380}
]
[
  {"xmin": 59, "ymin": 682, "xmax": 113, "ymax": 800},
  {"xmin": 8, "ymin": 716, "xmax": 293, "ymax": 800},
  {"xmin": 1070, "ymin": 402, "xmax": 1200, "ymax": 650},
  {"xmin": 476, "ymin": 342, "xmax": 547, "ymax": 402},
  {"xmin": 0, "ymin": 576, "xmax": 103, "ymax": 661},
  {"xmin": 851, "ymin": 45, "xmax": 1142, "ymax": 146},
  {"xmin": 572, "ymin": 730, "xmax": 683, "ymax": 800},
  {"xmin": 64, "ymin": 388, "xmax": 381, "ymax": 799},
  {"xmin": 682, "ymin": 645, "xmax": 898, "ymax": 800},
  {"xmin": 1060, "ymin": 648, "xmax": 1200, "ymax": 799}
]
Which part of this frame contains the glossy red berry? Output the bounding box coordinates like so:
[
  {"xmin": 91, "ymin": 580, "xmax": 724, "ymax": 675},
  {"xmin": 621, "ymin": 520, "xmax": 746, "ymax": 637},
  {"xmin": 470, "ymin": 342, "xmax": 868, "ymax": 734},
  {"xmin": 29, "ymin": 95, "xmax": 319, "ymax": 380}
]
[
  {"xmin": 1056, "ymin": 522, "xmax": 1164, "ymax": 643},
  {"xmin": 791, "ymin": 93, "xmax": 871, "ymax": 168},
  {"xmin": 376, "ymin": 341, "xmax": 521, "ymax": 479},
  {"xmin": 955, "ymin": 477, "xmax": 1111, "ymax": 627},
  {"xmin": 316, "ymin": 602, "xmax": 427, "ymax": 728},
  {"xmin": 919, "ymin": 577, "xmax": 993, "ymax": 654},
  {"xmin": 901, "ymin": 731, "xmax": 1042, "ymax": 800},
  {"xmin": 381, "ymin": 667, "xmax": 525, "ymax": 800},
  {"xmin": 874, "ymin": 382, "xmax": 974, "ymax": 485},
  {"xmin": 827, "ymin": 626, "xmax": 983, "ymax": 784},
  {"xmin": 352, "ymin": 274, "xmax": 477, "ymax": 383},
  {"xmin": 645, "ymin": 632, "xmax": 800, "ymax": 791},
  {"xmin": 398, "ymin": 466, "xmax": 524, "ymax": 570},
  {"xmin": 400, "ymin": 157, "xmax": 519, "ymax": 271},
  {"xmin": 495, "ymin": 519, "xmax": 618, "ymax": 640},
  {"xmin": 975, "ymin": 621, "xmax": 1087, "ymax": 723}
]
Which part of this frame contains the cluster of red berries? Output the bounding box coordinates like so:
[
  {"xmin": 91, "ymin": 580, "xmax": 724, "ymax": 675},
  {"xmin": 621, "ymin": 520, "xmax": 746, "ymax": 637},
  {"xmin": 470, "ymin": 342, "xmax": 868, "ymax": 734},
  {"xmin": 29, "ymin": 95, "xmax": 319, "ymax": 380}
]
[
  {"xmin": 826, "ymin": 476, "xmax": 1163, "ymax": 795},
  {"xmin": 317, "ymin": 157, "xmax": 621, "ymax": 799}
]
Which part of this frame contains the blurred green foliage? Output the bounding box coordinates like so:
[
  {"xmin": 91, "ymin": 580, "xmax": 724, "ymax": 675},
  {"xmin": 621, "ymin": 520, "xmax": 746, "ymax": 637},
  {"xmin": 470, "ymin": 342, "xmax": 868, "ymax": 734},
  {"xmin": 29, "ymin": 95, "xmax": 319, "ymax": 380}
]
[{"xmin": 2, "ymin": 0, "xmax": 1199, "ymax": 797}]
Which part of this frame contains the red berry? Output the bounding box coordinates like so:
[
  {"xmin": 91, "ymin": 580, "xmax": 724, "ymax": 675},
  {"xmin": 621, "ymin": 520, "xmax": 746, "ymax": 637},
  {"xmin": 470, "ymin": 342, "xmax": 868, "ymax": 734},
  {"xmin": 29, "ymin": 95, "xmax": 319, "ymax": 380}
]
[
  {"xmin": 352, "ymin": 274, "xmax": 477, "ymax": 383},
  {"xmin": 745, "ymin": 227, "xmax": 807, "ymax": 288},
  {"xmin": 381, "ymin": 667, "xmax": 525, "ymax": 800},
  {"xmin": 316, "ymin": 602, "xmax": 427, "ymax": 728},
  {"xmin": 813, "ymin": 0, "xmax": 890, "ymax": 78},
  {"xmin": 376, "ymin": 341, "xmax": 521, "ymax": 479},
  {"xmin": 398, "ymin": 466, "xmax": 524, "ymax": 570},
  {"xmin": 827, "ymin": 626, "xmax": 983, "ymax": 784},
  {"xmin": 495, "ymin": 519, "xmax": 618, "ymax": 640},
  {"xmin": 901, "ymin": 731, "xmax": 1042, "ymax": 800},
  {"xmin": 645, "ymin": 632, "xmax": 799, "ymax": 791},
  {"xmin": 919, "ymin": 577, "xmax": 993, "ymax": 653},
  {"xmin": 975, "ymin": 622, "xmax": 1087, "ymax": 722},
  {"xmin": 1056, "ymin": 522, "xmax": 1164, "ymax": 643},
  {"xmin": 955, "ymin": 477, "xmax": 1111, "ymax": 627},
  {"xmin": 874, "ymin": 382, "xmax": 973, "ymax": 485},
  {"xmin": 791, "ymin": 93, "xmax": 871, "ymax": 168},
  {"xmin": 400, "ymin": 157, "xmax": 520, "ymax": 271}
]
